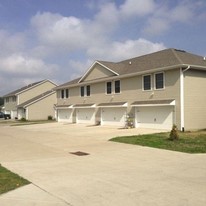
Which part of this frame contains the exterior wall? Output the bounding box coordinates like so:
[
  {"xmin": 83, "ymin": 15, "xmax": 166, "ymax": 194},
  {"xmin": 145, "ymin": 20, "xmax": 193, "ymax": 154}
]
[
  {"xmin": 4, "ymin": 96, "xmax": 17, "ymax": 113},
  {"xmin": 18, "ymin": 81, "xmax": 56, "ymax": 104},
  {"xmin": 4, "ymin": 81, "xmax": 56, "ymax": 119},
  {"xmin": 57, "ymin": 69, "xmax": 181, "ymax": 128},
  {"xmin": 17, "ymin": 108, "xmax": 26, "ymax": 119},
  {"xmin": 184, "ymin": 69, "xmax": 206, "ymax": 130},
  {"xmin": 26, "ymin": 93, "xmax": 56, "ymax": 120},
  {"xmin": 83, "ymin": 64, "xmax": 115, "ymax": 82}
]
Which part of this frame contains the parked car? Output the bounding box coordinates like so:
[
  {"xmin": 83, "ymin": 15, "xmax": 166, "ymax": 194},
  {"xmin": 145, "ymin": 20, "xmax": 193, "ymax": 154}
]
[{"xmin": 0, "ymin": 112, "xmax": 11, "ymax": 119}]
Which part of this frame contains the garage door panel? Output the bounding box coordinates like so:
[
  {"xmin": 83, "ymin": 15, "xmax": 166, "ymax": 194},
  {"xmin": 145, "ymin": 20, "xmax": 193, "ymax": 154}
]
[
  {"xmin": 77, "ymin": 109, "xmax": 95, "ymax": 124},
  {"xmin": 58, "ymin": 109, "xmax": 72, "ymax": 123},
  {"xmin": 101, "ymin": 108, "xmax": 126, "ymax": 126},
  {"xmin": 137, "ymin": 106, "xmax": 173, "ymax": 130}
]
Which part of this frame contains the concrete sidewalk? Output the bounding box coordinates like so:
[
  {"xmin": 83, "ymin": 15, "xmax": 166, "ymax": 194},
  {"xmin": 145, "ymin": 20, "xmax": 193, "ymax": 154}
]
[{"xmin": 0, "ymin": 123, "xmax": 206, "ymax": 206}]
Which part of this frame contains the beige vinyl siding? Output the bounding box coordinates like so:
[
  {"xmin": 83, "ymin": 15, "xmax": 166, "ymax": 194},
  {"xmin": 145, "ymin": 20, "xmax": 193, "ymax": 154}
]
[
  {"xmin": 57, "ymin": 69, "xmax": 181, "ymax": 128},
  {"xmin": 4, "ymin": 96, "xmax": 17, "ymax": 111},
  {"xmin": 83, "ymin": 64, "xmax": 116, "ymax": 82},
  {"xmin": 184, "ymin": 69, "xmax": 206, "ymax": 130},
  {"xmin": 26, "ymin": 93, "xmax": 56, "ymax": 120},
  {"xmin": 18, "ymin": 81, "xmax": 56, "ymax": 104}
]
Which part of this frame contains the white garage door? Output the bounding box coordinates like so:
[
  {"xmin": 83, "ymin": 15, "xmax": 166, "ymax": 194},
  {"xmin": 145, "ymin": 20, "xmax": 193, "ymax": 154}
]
[
  {"xmin": 101, "ymin": 107, "xmax": 126, "ymax": 127},
  {"xmin": 136, "ymin": 106, "xmax": 173, "ymax": 130},
  {"xmin": 76, "ymin": 108, "xmax": 95, "ymax": 124},
  {"xmin": 11, "ymin": 110, "xmax": 17, "ymax": 119},
  {"xmin": 58, "ymin": 109, "xmax": 73, "ymax": 123}
]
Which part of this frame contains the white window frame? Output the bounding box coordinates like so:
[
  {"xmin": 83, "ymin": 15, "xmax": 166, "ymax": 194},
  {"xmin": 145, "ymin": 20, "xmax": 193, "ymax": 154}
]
[
  {"xmin": 142, "ymin": 74, "xmax": 152, "ymax": 91},
  {"xmin": 114, "ymin": 80, "xmax": 121, "ymax": 94},
  {"xmin": 86, "ymin": 85, "xmax": 91, "ymax": 97},
  {"xmin": 61, "ymin": 89, "xmax": 69, "ymax": 99},
  {"xmin": 61, "ymin": 89, "xmax": 65, "ymax": 99},
  {"xmin": 106, "ymin": 81, "xmax": 112, "ymax": 95},
  {"xmin": 65, "ymin": 89, "xmax": 69, "ymax": 98},
  {"xmin": 154, "ymin": 72, "xmax": 165, "ymax": 90},
  {"xmin": 80, "ymin": 85, "xmax": 91, "ymax": 97}
]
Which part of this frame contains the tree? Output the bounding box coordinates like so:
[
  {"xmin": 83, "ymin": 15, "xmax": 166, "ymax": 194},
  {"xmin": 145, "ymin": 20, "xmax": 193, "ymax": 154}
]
[{"xmin": 0, "ymin": 97, "xmax": 4, "ymax": 106}]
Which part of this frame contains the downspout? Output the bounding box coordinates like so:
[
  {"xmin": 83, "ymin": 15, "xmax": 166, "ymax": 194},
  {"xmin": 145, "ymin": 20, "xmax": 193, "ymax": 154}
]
[{"xmin": 180, "ymin": 65, "xmax": 190, "ymax": 132}]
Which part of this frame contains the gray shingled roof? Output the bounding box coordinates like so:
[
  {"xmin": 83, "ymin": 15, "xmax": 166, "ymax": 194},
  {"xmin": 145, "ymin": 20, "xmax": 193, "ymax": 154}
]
[
  {"xmin": 18, "ymin": 90, "xmax": 55, "ymax": 108},
  {"xmin": 4, "ymin": 80, "xmax": 46, "ymax": 97},
  {"xmin": 55, "ymin": 48, "xmax": 206, "ymax": 89},
  {"xmin": 99, "ymin": 48, "xmax": 206, "ymax": 75},
  {"xmin": 55, "ymin": 77, "xmax": 81, "ymax": 90}
]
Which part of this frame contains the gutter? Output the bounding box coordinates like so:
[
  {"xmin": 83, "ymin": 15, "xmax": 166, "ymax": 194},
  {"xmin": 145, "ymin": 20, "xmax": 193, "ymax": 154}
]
[{"xmin": 180, "ymin": 65, "xmax": 191, "ymax": 132}]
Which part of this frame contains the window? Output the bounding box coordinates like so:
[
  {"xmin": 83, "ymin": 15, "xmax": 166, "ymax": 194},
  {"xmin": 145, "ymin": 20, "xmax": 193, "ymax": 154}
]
[
  {"xmin": 61, "ymin": 89, "xmax": 69, "ymax": 99},
  {"xmin": 143, "ymin": 75, "xmax": 151, "ymax": 91},
  {"xmin": 155, "ymin": 72, "xmax": 164, "ymax": 89},
  {"xmin": 106, "ymin": 82, "xmax": 112, "ymax": 94},
  {"xmin": 80, "ymin": 85, "xmax": 91, "ymax": 97},
  {"xmin": 80, "ymin": 86, "xmax": 85, "ymax": 97},
  {"xmin": 65, "ymin": 89, "xmax": 69, "ymax": 98},
  {"xmin": 61, "ymin": 90, "xmax": 64, "ymax": 99},
  {"xmin": 5, "ymin": 97, "xmax": 9, "ymax": 103},
  {"xmin": 115, "ymin": 80, "xmax": 120, "ymax": 93},
  {"xmin": 86, "ymin": 85, "xmax": 90, "ymax": 96},
  {"xmin": 12, "ymin": 96, "xmax": 17, "ymax": 102}
]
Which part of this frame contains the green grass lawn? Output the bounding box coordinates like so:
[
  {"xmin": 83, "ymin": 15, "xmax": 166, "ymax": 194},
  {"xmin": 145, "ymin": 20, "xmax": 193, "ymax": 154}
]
[
  {"xmin": 110, "ymin": 130, "xmax": 206, "ymax": 153},
  {"xmin": 0, "ymin": 165, "xmax": 30, "ymax": 195}
]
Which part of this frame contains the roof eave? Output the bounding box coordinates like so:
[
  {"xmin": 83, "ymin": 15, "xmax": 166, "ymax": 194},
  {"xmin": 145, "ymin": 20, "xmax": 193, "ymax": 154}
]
[{"xmin": 55, "ymin": 63, "xmax": 206, "ymax": 90}]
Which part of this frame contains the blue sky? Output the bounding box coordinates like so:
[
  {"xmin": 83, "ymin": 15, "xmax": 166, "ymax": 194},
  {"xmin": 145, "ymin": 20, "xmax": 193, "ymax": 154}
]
[{"xmin": 0, "ymin": 0, "xmax": 206, "ymax": 95}]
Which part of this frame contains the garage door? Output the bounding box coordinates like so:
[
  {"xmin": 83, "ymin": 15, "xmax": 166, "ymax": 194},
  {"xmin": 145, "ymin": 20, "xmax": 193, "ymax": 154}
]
[
  {"xmin": 76, "ymin": 108, "xmax": 95, "ymax": 124},
  {"xmin": 136, "ymin": 106, "xmax": 173, "ymax": 130},
  {"xmin": 58, "ymin": 109, "xmax": 73, "ymax": 123},
  {"xmin": 11, "ymin": 110, "xmax": 17, "ymax": 119},
  {"xmin": 101, "ymin": 108, "xmax": 126, "ymax": 127}
]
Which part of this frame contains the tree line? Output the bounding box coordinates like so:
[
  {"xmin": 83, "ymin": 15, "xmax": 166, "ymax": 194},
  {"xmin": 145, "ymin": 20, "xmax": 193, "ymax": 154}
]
[{"xmin": 0, "ymin": 97, "xmax": 4, "ymax": 106}]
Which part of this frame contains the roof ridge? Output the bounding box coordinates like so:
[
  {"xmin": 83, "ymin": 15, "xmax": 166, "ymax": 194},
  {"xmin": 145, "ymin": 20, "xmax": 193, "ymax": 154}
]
[{"xmin": 171, "ymin": 48, "xmax": 184, "ymax": 64}]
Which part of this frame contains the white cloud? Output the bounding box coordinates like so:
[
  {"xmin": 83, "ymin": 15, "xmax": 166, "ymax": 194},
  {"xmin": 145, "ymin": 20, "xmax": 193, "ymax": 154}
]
[
  {"xmin": 120, "ymin": 0, "xmax": 156, "ymax": 17},
  {"xmin": 0, "ymin": 30, "xmax": 26, "ymax": 56},
  {"xmin": 87, "ymin": 38, "xmax": 165, "ymax": 61},
  {"xmin": 31, "ymin": 12, "xmax": 88, "ymax": 51},
  {"xmin": 93, "ymin": 2, "xmax": 119, "ymax": 30},
  {"xmin": 143, "ymin": 0, "xmax": 203, "ymax": 35},
  {"xmin": 2, "ymin": 0, "xmax": 205, "ymax": 95},
  {"xmin": 0, "ymin": 54, "xmax": 58, "ymax": 77},
  {"xmin": 68, "ymin": 59, "xmax": 93, "ymax": 79}
]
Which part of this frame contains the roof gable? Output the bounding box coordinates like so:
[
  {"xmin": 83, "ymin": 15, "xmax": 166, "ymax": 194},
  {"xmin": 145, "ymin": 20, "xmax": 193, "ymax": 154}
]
[
  {"xmin": 4, "ymin": 79, "xmax": 57, "ymax": 97},
  {"xmin": 55, "ymin": 48, "xmax": 206, "ymax": 90},
  {"xmin": 78, "ymin": 61, "xmax": 119, "ymax": 83}
]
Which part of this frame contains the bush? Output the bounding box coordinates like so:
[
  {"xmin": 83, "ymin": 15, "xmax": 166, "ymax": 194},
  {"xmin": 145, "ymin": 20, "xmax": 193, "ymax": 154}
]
[
  {"xmin": 169, "ymin": 124, "xmax": 179, "ymax": 141},
  {"xmin": 20, "ymin": 117, "xmax": 26, "ymax": 122},
  {"xmin": 48, "ymin": 115, "xmax": 53, "ymax": 120}
]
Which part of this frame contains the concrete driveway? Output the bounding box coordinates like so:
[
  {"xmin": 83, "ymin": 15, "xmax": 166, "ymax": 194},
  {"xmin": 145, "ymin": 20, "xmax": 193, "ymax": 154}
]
[{"xmin": 0, "ymin": 123, "xmax": 205, "ymax": 206}]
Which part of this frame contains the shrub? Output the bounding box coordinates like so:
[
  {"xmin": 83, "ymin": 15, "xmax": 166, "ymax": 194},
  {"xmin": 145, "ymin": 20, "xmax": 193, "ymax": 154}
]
[
  {"xmin": 20, "ymin": 117, "xmax": 26, "ymax": 122},
  {"xmin": 169, "ymin": 124, "xmax": 179, "ymax": 141},
  {"xmin": 48, "ymin": 115, "xmax": 53, "ymax": 120}
]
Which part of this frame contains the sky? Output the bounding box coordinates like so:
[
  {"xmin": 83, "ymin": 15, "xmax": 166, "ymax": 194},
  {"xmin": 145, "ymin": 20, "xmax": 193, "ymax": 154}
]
[{"xmin": 0, "ymin": 0, "xmax": 206, "ymax": 96}]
